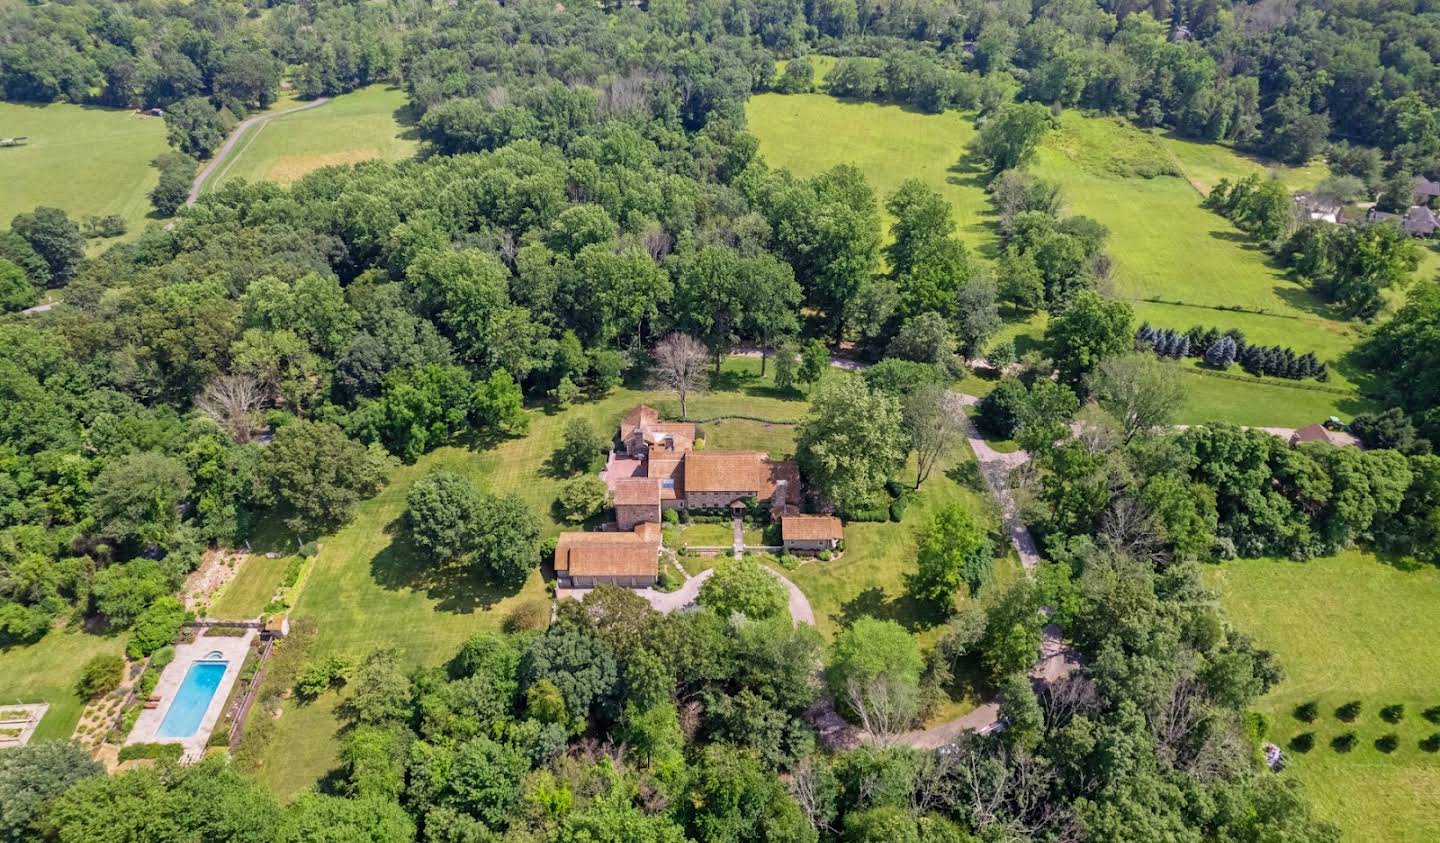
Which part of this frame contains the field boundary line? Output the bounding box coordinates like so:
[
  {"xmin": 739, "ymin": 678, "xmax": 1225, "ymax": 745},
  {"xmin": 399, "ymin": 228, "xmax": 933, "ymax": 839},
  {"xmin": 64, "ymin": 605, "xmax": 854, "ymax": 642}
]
[{"xmin": 209, "ymin": 120, "xmax": 269, "ymax": 189}]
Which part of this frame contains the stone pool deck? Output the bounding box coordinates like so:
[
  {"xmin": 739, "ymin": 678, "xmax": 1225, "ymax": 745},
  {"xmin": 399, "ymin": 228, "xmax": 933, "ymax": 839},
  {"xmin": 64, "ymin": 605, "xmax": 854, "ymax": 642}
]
[{"xmin": 126, "ymin": 630, "xmax": 255, "ymax": 761}]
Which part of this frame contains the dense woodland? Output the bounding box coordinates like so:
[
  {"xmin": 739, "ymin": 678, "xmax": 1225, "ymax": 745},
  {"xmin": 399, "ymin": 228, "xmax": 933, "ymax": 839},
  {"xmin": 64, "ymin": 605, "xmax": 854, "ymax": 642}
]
[{"xmin": 2, "ymin": 0, "xmax": 1439, "ymax": 840}]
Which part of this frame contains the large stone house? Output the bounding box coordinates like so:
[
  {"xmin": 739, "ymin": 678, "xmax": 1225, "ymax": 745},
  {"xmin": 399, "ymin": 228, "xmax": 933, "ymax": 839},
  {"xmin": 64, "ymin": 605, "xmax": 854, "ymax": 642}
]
[{"xmin": 602, "ymin": 405, "xmax": 800, "ymax": 529}]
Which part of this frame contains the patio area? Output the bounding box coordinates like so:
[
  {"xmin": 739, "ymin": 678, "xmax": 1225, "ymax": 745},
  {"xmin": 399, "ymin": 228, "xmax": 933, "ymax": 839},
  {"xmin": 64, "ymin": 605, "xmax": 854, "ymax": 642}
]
[{"xmin": 125, "ymin": 630, "xmax": 255, "ymax": 761}]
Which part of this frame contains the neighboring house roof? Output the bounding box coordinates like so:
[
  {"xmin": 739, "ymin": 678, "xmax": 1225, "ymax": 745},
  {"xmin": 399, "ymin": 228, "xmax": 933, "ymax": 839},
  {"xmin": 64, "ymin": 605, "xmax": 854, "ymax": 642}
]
[
  {"xmin": 1405, "ymin": 205, "xmax": 1438, "ymax": 235},
  {"xmin": 1416, "ymin": 176, "xmax": 1440, "ymax": 198},
  {"xmin": 612, "ymin": 477, "xmax": 660, "ymax": 507},
  {"xmin": 1368, "ymin": 209, "xmax": 1401, "ymax": 223},
  {"xmin": 1291, "ymin": 424, "xmax": 1333, "ymax": 445},
  {"xmin": 554, "ymin": 524, "xmax": 661, "ymax": 578},
  {"xmin": 683, "ymin": 450, "xmax": 799, "ymax": 496},
  {"xmin": 781, "ymin": 514, "xmax": 843, "ymax": 543}
]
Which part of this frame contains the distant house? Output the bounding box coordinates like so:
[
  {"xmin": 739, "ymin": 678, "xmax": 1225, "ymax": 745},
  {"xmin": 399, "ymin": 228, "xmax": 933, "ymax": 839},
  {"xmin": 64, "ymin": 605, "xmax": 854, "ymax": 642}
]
[
  {"xmin": 1415, "ymin": 176, "xmax": 1440, "ymax": 204},
  {"xmin": 1293, "ymin": 192, "xmax": 1342, "ymax": 224},
  {"xmin": 603, "ymin": 404, "xmax": 800, "ymax": 513},
  {"xmin": 780, "ymin": 514, "xmax": 844, "ymax": 555},
  {"xmin": 1290, "ymin": 424, "xmax": 1333, "ymax": 447},
  {"xmin": 1366, "ymin": 205, "xmax": 1437, "ymax": 237},
  {"xmin": 553, "ymin": 522, "xmax": 661, "ymax": 588}
]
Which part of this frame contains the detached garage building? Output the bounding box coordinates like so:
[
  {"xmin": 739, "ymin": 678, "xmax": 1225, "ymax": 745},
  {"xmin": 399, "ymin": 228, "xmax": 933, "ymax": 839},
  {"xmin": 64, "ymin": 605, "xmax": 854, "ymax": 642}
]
[
  {"xmin": 554, "ymin": 522, "xmax": 662, "ymax": 588},
  {"xmin": 780, "ymin": 514, "xmax": 844, "ymax": 555}
]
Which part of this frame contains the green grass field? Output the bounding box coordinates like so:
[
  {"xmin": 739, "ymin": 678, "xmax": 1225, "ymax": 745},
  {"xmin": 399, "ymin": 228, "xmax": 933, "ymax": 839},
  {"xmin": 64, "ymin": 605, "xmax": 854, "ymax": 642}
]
[
  {"xmin": 748, "ymin": 95, "xmax": 1375, "ymax": 426},
  {"xmin": 0, "ymin": 101, "xmax": 168, "ymax": 246},
  {"xmin": 209, "ymin": 554, "xmax": 295, "ymax": 619},
  {"xmin": 0, "ymin": 627, "xmax": 127, "ymax": 742},
  {"xmin": 1205, "ymin": 552, "xmax": 1440, "ymax": 842},
  {"xmin": 205, "ymin": 85, "xmax": 416, "ymax": 193}
]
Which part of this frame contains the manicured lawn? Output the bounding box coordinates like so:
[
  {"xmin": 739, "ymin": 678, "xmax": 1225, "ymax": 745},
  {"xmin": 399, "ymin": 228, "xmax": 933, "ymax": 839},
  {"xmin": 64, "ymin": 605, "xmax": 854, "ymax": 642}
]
[
  {"xmin": 1204, "ymin": 552, "xmax": 1440, "ymax": 842},
  {"xmin": 0, "ymin": 627, "xmax": 127, "ymax": 742},
  {"xmin": 1175, "ymin": 367, "xmax": 1375, "ymax": 427},
  {"xmin": 205, "ymin": 85, "xmax": 417, "ymax": 192},
  {"xmin": 0, "ymin": 101, "xmax": 168, "ymax": 246},
  {"xmin": 678, "ymin": 523, "xmax": 735, "ymax": 547},
  {"xmin": 209, "ymin": 554, "xmax": 295, "ymax": 619},
  {"xmin": 701, "ymin": 417, "xmax": 800, "ymax": 458}
]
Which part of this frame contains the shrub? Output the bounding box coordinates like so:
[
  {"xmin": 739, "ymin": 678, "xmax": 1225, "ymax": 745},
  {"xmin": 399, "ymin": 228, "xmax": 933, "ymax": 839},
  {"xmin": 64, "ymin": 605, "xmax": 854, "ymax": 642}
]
[
  {"xmin": 817, "ymin": 550, "xmax": 833, "ymax": 561},
  {"xmin": 1381, "ymin": 703, "xmax": 1405, "ymax": 724},
  {"xmin": 889, "ymin": 495, "xmax": 909, "ymax": 522},
  {"xmin": 1289, "ymin": 732, "xmax": 1315, "ymax": 753},
  {"xmin": 556, "ymin": 475, "xmax": 610, "ymax": 523},
  {"xmin": 282, "ymin": 556, "xmax": 305, "ymax": 587},
  {"xmin": 1294, "ymin": 700, "xmax": 1318, "ymax": 722},
  {"xmin": 127, "ymin": 596, "xmax": 189, "ymax": 659},
  {"xmin": 150, "ymin": 644, "xmax": 176, "ymax": 670},
  {"xmin": 207, "ymin": 726, "xmax": 232, "ymax": 748},
  {"xmin": 663, "ymin": 508, "xmax": 679, "ymax": 524},
  {"xmin": 295, "ymin": 655, "xmax": 354, "ymax": 701},
  {"xmin": 504, "ymin": 600, "xmax": 550, "ymax": 633},
  {"xmin": 297, "ymin": 541, "xmax": 319, "ymax": 558},
  {"xmin": 1375, "ymin": 733, "xmax": 1399, "ymax": 753},
  {"xmin": 117, "ymin": 742, "xmax": 184, "ymax": 763},
  {"xmin": 76, "ymin": 654, "xmax": 125, "ymax": 698},
  {"xmin": 1331, "ymin": 731, "xmax": 1357, "ymax": 752},
  {"xmin": 1336, "ymin": 701, "xmax": 1362, "ymax": 722},
  {"xmin": 137, "ymin": 668, "xmax": 160, "ymax": 698},
  {"xmin": 1422, "ymin": 705, "xmax": 1440, "ymax": 724},
  {"xmin": 203, "ymin": 625, "xmax": 248, "ymax": 637},
  {"xmin": 1421, "ymin": 733, "xmax": 1440, "ymax": 753}
]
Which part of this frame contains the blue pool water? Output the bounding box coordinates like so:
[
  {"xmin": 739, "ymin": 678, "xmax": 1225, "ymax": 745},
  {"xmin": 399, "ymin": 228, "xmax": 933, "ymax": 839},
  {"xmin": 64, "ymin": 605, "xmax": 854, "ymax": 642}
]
[{"xmin": 156, "ymin": 661, "xmax": 227, "ymax": 738}]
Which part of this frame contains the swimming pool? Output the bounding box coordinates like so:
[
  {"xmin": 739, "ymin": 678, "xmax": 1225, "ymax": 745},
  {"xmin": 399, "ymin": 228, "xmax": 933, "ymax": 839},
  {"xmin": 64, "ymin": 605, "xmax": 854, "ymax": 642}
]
[{"xmin": 156, "ymin": 661, "xmax": 228, "ymax": 738}]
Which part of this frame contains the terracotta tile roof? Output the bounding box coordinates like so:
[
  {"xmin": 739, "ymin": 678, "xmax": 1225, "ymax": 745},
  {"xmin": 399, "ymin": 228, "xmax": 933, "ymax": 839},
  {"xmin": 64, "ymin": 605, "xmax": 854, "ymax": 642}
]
[
  {"xmin": 781, "ymin": 514, "xmax": 844, "ymax": 542},
  {"xmin": 683, "ymin": 451, "xmax": 799, "ymax": 496},
  {"xmin": 1291, "ymin": 424, "xmax": 1332, "ymax": 445},
  {"xmin": 647, "ymin": 458, "xmax": 684, "ymax": 499},
  {"xmin": 620, "ymin": 405, "xmax": 659, "ymax": 441},
  {"xmin": 554, "ymin": 527, "xmax": 660, "ymax": 578},
  {"xmin": 612, "ymin": 478, "xmax": 660, "ymax": 507}
]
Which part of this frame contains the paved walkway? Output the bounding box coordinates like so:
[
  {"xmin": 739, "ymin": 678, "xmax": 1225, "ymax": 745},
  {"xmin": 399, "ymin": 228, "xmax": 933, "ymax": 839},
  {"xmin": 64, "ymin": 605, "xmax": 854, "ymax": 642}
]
[
  {"xmin": 953, "ymin": 392, "xmax": 1042, "ymax": 569},
  {"xmin": 186, "ymin": 97, "xmax": 332, "ymax": 205},
  {"xmin": 732, "ymin": 512, "xmax": 744, "ymax": 558}
]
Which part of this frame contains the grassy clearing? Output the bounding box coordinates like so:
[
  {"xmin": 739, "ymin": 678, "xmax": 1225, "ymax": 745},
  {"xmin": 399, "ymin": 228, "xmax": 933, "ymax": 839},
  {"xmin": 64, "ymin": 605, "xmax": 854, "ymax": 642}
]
[
  {"xmin": 0, "ymin": 101, "xmax": 167, "ymax": 246},
  {"xmin": 209, "ymin": 554, "xmax": 294, "ymax": 619},
  {"xmin": 1204, "ymin": 552, "xmax": 1440, "ymax": 842},
  {"xmin": 0, "ymin": 627, "xmax": 127, "ymax": 741},
  {"xmin": 1162, "ymin": 131, "xmax": 1331, "ymax": 195},
  {"xmin": 747, "ymin": 94, "xmax": 994, "ymax": 252},
  {"xmin": 207, "ymin": 85, "xmax": 416, "ymax": 192}
]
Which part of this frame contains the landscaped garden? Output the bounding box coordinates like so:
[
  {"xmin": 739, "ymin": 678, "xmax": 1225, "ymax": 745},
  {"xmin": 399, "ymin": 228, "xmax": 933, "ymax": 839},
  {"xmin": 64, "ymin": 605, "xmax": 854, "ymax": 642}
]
[{"xmin": 1205, "ymin": 551, "xmax": 1440, "ymax": 842}]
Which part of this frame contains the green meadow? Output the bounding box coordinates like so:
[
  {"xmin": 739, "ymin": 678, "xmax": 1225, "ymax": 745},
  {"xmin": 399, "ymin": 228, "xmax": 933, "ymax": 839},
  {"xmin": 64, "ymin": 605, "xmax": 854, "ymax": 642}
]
[
  {"xmin": 0, "ymin": 627, "xmax": 127, "ymax": 742},
  {"xmin": 203, "ymin": 85, "xmax": 417, "ymax": 193},
  {"xmin": 0, "ymin": 101, "xmax": 168, "ymax": 245},
  {"xmin": 1205, "ymin": 552, "xmax": 1440, "ymax": 843},
  {"xmin": 748, "ymin": 93, "xmax": 1380, "ymax": 426}
]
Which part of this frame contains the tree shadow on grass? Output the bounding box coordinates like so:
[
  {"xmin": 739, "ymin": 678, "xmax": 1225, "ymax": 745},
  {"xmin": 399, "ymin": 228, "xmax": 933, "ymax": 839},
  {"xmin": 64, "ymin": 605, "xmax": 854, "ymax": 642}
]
[
  {"xmin": 368, "ymin": 520, "xmax": 523, "ymax": 615},
  {"xmin": 835, "ymin": 585, "xmax": 947, "ymax": 633}
]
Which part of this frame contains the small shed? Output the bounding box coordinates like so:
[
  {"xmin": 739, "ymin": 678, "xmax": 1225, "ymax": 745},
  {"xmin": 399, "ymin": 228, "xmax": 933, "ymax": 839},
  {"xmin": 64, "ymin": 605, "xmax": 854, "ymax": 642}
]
[
  {"xmin": 781, "ymin": 514, "xmax": 844, "ymax": 554},
  {"xmin": 1290, "ymin": 424, "xmax": 1333, "ymax": 447}
]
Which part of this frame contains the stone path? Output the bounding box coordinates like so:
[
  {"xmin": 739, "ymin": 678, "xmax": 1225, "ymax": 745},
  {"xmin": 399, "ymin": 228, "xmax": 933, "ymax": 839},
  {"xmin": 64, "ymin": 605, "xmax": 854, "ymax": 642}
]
[
  {"xmin": 732, "ymin": 512, "xmax": 744, "ymax": 558},
  {"xmin": 186, "ymin": 97, "xmax": 332, "ymax": 206}
]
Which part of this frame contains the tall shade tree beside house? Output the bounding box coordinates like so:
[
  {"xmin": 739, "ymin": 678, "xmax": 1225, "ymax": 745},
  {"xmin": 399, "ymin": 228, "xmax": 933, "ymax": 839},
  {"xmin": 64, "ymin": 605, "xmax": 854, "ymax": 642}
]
[
  {"xmin": 648, "ymin": 333, "xmax": 709, "ymax": 419},
  {"xmin": 796, "ymin": 377, "xmax": 908, "ymax": 514}
]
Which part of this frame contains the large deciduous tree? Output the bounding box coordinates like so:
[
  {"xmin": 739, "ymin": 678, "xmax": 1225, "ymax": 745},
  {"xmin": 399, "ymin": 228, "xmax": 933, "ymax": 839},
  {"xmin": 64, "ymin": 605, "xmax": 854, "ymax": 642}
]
[
  {"xmin": 258, "ymin": 420, "xmax": 387, "ymax": 536},
  {"xmin": 1046, "ymin": 291, "xmax": 1134, "ymax": 388},
  {"xmin": 796, "ymin": 378, "xmax": 907, "ymax": 514},
  {"xmin": 9, "ymin": 207, "xmax": 84, "ymax": 284},
  {"xmin": 1087, "ymin": 353, "xmax": 1188, "ymax": 442},
  {"xmin": 902, "ymin": 385, "xmax": 966, "ymax": 488},
  {"xmin": 648, "ymin": 333, "xmax": 708, "ymax": 419},
  {"xmin": 907, "ymin": 504, "xmax": 995, "ymax": 611},
  {"xmin": 972, "ymin": 102, "xmax": 1055, "ymax": 175},
  {"xmin": 826, "ymin": 617, "xmax": 924, "ymax": 743}
]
